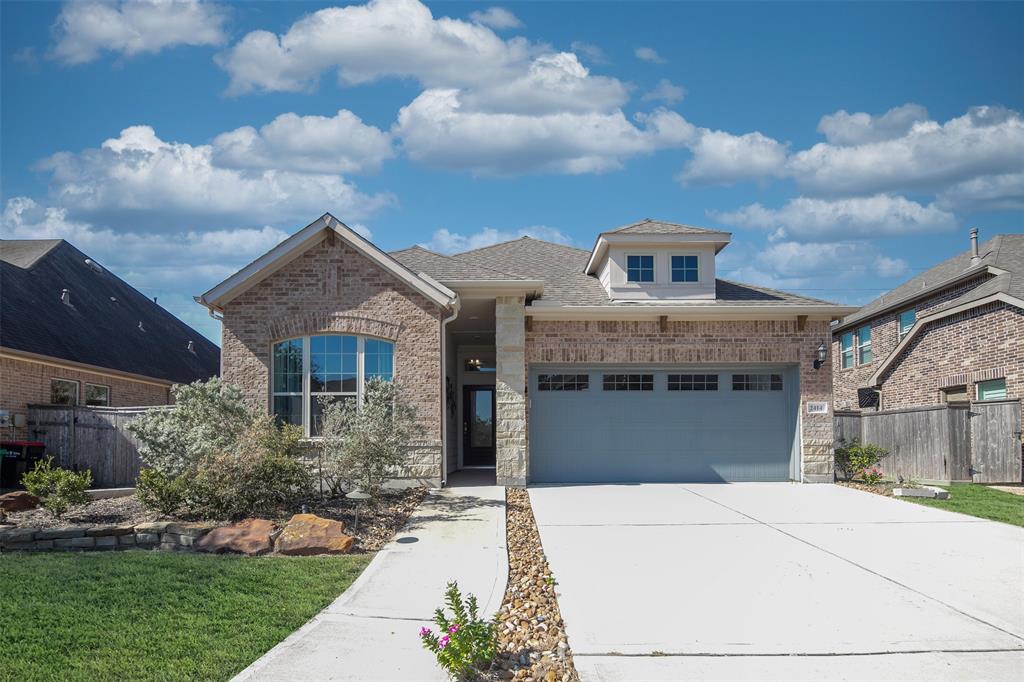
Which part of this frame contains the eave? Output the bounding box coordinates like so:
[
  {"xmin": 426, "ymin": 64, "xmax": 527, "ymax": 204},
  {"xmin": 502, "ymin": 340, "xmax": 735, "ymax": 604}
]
[{"xmin": 526, "ymin": 302, "xmax": 857, "ymax": 321}]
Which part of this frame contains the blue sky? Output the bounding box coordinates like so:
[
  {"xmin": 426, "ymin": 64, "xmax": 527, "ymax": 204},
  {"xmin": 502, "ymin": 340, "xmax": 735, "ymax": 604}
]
[{"xmin": 2, "ymin": 0, "xmax": 1022, "ymax": 343}]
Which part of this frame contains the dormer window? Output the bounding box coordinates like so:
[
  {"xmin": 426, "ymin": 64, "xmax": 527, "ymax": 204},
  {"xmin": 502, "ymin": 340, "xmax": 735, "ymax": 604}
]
[
  {"xmin": 626, "ymin": 255, "xmax": 654, "ymax": 282},
  {"xmin": 671, "ymin": 255, "xmax": 699, "ymax": 283}
]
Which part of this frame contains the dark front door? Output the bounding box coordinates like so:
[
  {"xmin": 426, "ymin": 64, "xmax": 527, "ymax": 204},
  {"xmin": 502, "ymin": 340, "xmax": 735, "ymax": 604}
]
[{"xmin": 463, "ymin": 386, "xmax": 496, "ymax": 467}]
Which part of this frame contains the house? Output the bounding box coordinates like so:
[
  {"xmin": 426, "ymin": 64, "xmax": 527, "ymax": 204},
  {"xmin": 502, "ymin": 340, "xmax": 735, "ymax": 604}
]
[
  {"xmin": 831, "ymin": 229, "xmax": 1023, "ymax": 420},
  {"xmin": 196, "ymin": 214, "xmax": 856, "ymax": 487},
  {"xmin": 0, "ymin": 239, "xmax": 220, "ymax": 439}
]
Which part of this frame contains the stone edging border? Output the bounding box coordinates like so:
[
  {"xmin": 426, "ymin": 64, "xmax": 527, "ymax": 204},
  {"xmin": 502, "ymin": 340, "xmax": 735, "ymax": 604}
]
[{"xmin": 0, "ymin": 521, "xmax": 216, "ymax": 553}]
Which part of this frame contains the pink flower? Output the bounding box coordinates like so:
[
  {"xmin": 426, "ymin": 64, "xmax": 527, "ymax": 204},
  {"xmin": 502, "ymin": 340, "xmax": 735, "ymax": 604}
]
[
  {"xmin": 419, "ymin": 627, "xmax": 431, "ymax": 638},
  {"xmin": 438, "ymin": 635, "xmax": 450, "ymax": 649},
  {"xmin": 449, "ymin": 624, "xmax": 460, "ymax": 634}
]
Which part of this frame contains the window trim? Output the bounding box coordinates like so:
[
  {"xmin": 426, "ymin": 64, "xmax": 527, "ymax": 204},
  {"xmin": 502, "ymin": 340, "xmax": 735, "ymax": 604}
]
[
  {"xmin": 840, "ymin": 332, "xmax": 854, "ymax": 370},
  {"xmin": 625, "ymin": 254, "xmax": 655, "ymax": 283},
  {"xmin": 50, "ymin": 378, "xmax": 80, "ymax": 405},
  {"xmin": 271, "ymin": 334, "xmax": 395, "ymax": 438},
  {"xmin": 898, "ymin": 308, "xmax": 916, "ymax": 340},
  {"xmin": 84, "ymin": 382, "xmax": 111, "ymax": 407},
  {"xmin": 669, "ymin": 253, "xmax": 700, "ymax": 284},
  {"xmin": 976, "ymin": 378, "xmax": 1007, "ymax": 402},
  {"xmin": 856, "ymin": 325, "xmax": 873, "ymax": 365}
]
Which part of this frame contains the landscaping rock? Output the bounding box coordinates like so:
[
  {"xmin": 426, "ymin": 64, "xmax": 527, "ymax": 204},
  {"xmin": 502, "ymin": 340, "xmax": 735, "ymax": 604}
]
[
  {"xmin": 0, "ymin": 528, "xmax": 37, "ymax": 544},
  {"xmin": 35, "ymin": 526, "xmax": 88, "ymax": 540},
  {"xmin": 86, "ymin": 524, "xmax": 135, "ymax": 537},
  {"xmin": 134, "ymin": 521, "xmax": 171, "ymax": 534},
  {"xmin": 0, "ymin": 491, "xmax": 40, "ymax": 512},
  {"xmin": 195, "ymin": 519, "xmax": 276, "ymax": 556},
  {"xmin": 135, "ymin": 532, "xmax": 159, "ymax": 546},
  {"xmin": 94, "ymin": 536, "xmax": 117, "ymax": 550},
  {"xmin": 165, "ymin": 522, "xmax": 216, "ymax": 538},
  {"xmin": 275, "ymin": 513, "xmax": 353, "ymax": 556}
]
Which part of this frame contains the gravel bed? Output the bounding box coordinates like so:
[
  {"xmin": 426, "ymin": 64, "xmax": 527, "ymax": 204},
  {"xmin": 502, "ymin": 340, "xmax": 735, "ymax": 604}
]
[
  {"xmin": 5, "ymin": 496, "xmax": 159, "ymax": 530},
  {"xmin": 837, "ymin": 480, "xmax": 897, "ymax": 496},
  {"xmin": 494, "ymin": 488, "xmax": 578, "ymax": 682}
]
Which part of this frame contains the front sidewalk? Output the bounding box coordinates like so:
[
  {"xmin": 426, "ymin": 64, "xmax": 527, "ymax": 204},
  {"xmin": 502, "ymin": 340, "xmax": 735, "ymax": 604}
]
[{"xmin": 233, "ymin": 483, "xmax": 507, "ymax": 681}]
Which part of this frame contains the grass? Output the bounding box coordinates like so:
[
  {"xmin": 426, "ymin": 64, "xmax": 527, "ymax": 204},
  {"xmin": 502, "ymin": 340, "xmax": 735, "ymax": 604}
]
[
  {"xmin": 0, "ymin": 550, "xmax": 372, "ymax": 682},
  {"xmin": 901, "ymin": 483, "xmax": 1024, "ymax": 527}
]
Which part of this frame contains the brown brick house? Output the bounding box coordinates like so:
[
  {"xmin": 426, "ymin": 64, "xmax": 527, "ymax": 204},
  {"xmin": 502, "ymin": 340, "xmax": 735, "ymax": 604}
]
[
  {"xmin": 197, "ymin": 214, "xmax": 855, "ymax": 487},
  {"xmin": 0, "ymin": 240, "xmax": 219, "ymax": 439},
  {"xmin": 831, "ymin": 230, "xmax": 1023, "ymax": 423}
]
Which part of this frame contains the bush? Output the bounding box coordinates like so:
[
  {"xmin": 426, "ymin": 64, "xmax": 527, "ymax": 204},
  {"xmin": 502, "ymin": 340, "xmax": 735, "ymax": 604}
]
[
  {"xmin": 419, "ymin": 582, "xmax": 497, "ymax": 680},
  {"xmin": 318, "ymin": 378, "xmax": 424, "ymax": 497},
  {"xmin": 135, "ymin": 469, "xmax": 188, "ymax": 517},
  {"xmin": 21, "ymin": 457, "xmax": 92, "ymax": 519},
  {"xmin": 862, "ymin": 467, "xmax": 884, "ymax": 486},
  {"xmin": 835, "ymin": 438, "xmax": 890, "ymax": 482}
]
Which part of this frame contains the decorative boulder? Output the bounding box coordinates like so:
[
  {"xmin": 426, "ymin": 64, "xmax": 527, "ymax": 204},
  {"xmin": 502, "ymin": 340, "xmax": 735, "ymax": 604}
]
[
  {"xmin": 195, "ymin": 518, "xmax": 277, "ymax": 556},
  {"xmin": 276, "ymin": 513, "xmax": 354, "ymax": 556},
  {"xmin": 0, "ymin": 491, "xmax": 40, "ymax": 512}
]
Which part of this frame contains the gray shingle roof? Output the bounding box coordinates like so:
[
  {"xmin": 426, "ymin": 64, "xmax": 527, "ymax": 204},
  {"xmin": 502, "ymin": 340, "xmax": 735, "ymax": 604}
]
[
  {"xmin": 0, "ymin": 239, "xmax": 62, "ymax": 269},
  {"xmin": 838, "ymin": 234, "xmax": 1024, "ymax": 329},
  {"xmin": 606, "ymin": 218, "xmax": 728, "ymax": 236},
  {"xmin": 389, "ymin": 245, "xmax": 524, "ymax": 281}
]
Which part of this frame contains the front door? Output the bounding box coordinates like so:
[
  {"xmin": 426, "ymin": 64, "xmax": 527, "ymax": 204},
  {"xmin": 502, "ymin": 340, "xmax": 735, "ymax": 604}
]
[{"xmin": 463, "ymin": 386, "xmax": 496, "ymax": 467}]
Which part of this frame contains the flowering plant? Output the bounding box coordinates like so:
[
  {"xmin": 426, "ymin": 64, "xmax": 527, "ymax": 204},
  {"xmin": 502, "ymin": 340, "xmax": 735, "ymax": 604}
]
[
  {"xmin": 419, "ymin": 581, "xmax": 496, "ymax": 680},
  {"xmin": 862, "ymin": 467, "xmax": 884, "ymax": 486}
]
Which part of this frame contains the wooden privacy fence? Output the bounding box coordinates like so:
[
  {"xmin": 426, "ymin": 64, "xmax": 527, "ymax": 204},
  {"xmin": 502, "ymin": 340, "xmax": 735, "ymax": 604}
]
[
  {"xmin": 834, "ymin": 400, "xmax": 1022, "ymax": 483},
  {"xmin": 27, "ymin": 405, "xmax": 162, "ymax": 488}
]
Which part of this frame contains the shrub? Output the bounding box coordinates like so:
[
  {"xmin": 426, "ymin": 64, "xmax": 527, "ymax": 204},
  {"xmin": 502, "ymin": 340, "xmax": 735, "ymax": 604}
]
[
  {"xmin": 835, "ymin": 438, "xmax": 890, "ymax": 482},
  {"xmin": 318, "ymin": 378, "xmax": 424, "ymax": 497},
  {"xmin": 419, "ymin": 582, "xmax": 497, "ymax": 680},
  {"xmin": 135, "ymin": 468, "xmax": 188, "ymax": 517},
  {"xmin": 21, "ymin": 457, "xmax": 92, "ymax": 519},
  {"xmin": 862, "ymin": 467, "xmax": 884, "ymax": 486}
]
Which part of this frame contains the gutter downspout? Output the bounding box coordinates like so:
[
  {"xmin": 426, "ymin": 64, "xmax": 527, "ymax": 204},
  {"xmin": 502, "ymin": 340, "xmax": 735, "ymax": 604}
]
[{"xmin": 440, "ymin": 298, "xmax": 461, "ymax": 487}]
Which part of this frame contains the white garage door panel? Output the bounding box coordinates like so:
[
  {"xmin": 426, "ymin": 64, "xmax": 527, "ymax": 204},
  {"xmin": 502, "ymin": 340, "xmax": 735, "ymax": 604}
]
[{"xmin": 529, "ymin": 367, "xmax": 798, "ymax": 483}]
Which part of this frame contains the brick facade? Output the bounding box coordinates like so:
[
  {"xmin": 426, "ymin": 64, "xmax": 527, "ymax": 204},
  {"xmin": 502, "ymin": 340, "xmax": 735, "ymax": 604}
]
[
  {"xmin": 219, "ymin": 237, "xmax": 445, "ymax": 484},
  {"xmin": 0, "ymin": 354, "xmax": 171, "ymax": 440},
  {"xmin": 526, "ymin": 318, "xmax": 836, "ymax": 482}
]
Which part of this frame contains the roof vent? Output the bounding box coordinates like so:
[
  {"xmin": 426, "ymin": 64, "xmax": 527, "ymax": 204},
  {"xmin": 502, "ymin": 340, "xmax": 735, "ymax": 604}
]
[
  {"xmin": 60, "ymin": 288, "xmax": 71, "ymax": 306},
  {"xmin": 84, "ymin": 258, "xmax": 103, "ymax": 273},
  {"xmin": 138, "ymin": 321, "xmax": 145, "ymax": 332},
  {"xmin": 153, "ymin": 296, "xmax": 158, "ymax": 304},
  {"xmin": 969, "ymin": 228, "xmax": 981, "ymax": 266},
  {"xmin": 187, "ymin": 340, "xmax": 195, "ymax": 354},
  {"xmin": 109, "ymin": 296, "xmax": 117, "ymax": 302}
]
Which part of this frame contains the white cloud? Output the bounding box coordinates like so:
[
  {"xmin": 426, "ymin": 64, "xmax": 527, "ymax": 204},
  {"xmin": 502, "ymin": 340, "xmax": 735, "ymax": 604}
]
[
  {"xmin": 395, "ymin": 90, "xmax": 694, "ymax": 175},
  {"xmin": 212, "ymin": 109, "xmax": 394, "ymax": 174},
  {"xmin": 35, "ymin": 126, "xmax": 392, "ymax": 230},
  {"xmin": 422, "ymin": 225, "xmax": 573, "ymax": 254},
  {"xmin": 216, "ymin": 0, "xmax": 535, "ymax": 95},
  {"xmin": 679, "ymin": 130, "xmax": 789, "ymax": 185},
  {"xmin": 642, "ymin": 79, "xmax": 686, "ymax": 104},
  {"xmin": 790, "ymin": 106, "xmax": 1024, "ymax": 196},
  {"xmin": 817, "ymin": 103, "xmax": 929, "ymax": 146},
  {"xmin": 50, "ymin": 0, "xmax": 226, "ymax": 65},
  {"xmin": 756, "ymin": 240, "xmax": 909, "ymax": 279},
  {"xmin": 710, "ymin": 194, "xmax": 957, "ymax": 241},
  {"xmin": 936, "ymin": 172, "xmax": 1024, "ymax": 212},
  {"xmin": 634, "ymin": 46, "xmax": 666, "ymax": 64},
  {"xmin": 469, "ymin": 7, "xmax": 523, "ymax": 29},
  {"xmin": 570, "ymin": 41, "xmax": 606, "ymax": 64}
]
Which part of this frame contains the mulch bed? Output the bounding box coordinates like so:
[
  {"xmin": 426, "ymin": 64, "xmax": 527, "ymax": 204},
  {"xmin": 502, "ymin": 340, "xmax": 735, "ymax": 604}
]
[
  {"xmin": 837, "ymin": 480, "xmax": 897, "ymax": 497},
  {"xmin": 494, "ymin": 488, "xmax": 578, "ymax": 682},
  {"xmin": 3, "ymin": 487, "xmax": 427, "ymax": 554}
]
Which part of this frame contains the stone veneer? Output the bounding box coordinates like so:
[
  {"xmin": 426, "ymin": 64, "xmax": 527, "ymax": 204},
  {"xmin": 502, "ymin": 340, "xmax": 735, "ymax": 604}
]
[
  {"xmin": 496, "ymin": 296, "xmax": 528, "ymax": 486},
  {"xmin": 220, "ymin": 236, "xmax": 445, "ymax": 485},
  {"xmin": 526, "ymin": 318, "xmax": 836, "ymax": 482},
  {"xmin": 0, "ymin": 521, "xmax": 215, "ymax": 553}
]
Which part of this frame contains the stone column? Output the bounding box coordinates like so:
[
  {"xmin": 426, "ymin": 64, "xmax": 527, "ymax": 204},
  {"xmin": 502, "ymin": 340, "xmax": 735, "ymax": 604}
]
[{"xmin": 495, "ymin": 295, "xmax": 527, "ymax": 487}]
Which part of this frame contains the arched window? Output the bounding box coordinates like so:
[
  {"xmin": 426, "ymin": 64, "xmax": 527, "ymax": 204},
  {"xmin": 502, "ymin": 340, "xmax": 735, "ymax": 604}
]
[{"xmin": 272, "ymin": 335, "xmax": 394, "ymax": 437}]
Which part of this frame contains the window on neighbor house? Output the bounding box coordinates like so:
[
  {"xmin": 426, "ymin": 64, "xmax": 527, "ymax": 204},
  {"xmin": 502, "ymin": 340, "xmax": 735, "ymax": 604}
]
[
  {"xmin": 977, "ymin": 378, "xmax": 1007, "ymax": 402},
  {"xmin": 898, "ymin": 309, "xmax": 916, "ymax": 340},
  {"xmin": 670, "ymin": 255, "xmax": 699, "ymax": 283},
  {"xmin": 857, "ymin": 325, "xmax": 873, "ymax": 364},
  {"xmin": 626, "ymin": 255, "xmax": 654, "ymax": 283},
  {"xmin": 840, "ymin": 332, "xmax": 854, "ymax": 369},
  {"xmin": 84, "ymin": 383, "xmax": 110, "ymax": 406},
  {"xmin": 271, "ymin": 335, "xmax": 394, "ymax": 437},
  {"xmin": 50, "ymin": 378, "xmax": 79, "ymax": 405}
]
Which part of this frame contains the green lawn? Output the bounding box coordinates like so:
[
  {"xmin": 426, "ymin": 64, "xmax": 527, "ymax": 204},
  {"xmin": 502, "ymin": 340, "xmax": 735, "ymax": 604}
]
[
  {"xmin": 902, "ymin": 483, "xmax": 1024, "ymax": 527},
  {"xmin": 0, "ymin": 551, "xmax": 371, "ymax": 682}
]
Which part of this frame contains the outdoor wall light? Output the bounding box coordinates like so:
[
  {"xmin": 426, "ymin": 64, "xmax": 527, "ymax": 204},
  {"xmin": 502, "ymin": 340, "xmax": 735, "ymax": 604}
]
[{"xmin": 813, "ymin": 341, "xmax": 828, "ymax": 370}]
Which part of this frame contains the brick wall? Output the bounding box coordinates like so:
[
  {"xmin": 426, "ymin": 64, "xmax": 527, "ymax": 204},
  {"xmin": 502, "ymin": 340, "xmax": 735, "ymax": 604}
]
[
  {"xmin": 526, "ymin": 318, "xmax": 836, "ymax": 482},
  {"xmin": 219, "ymin": 236, "xmax": 444, "ymax": 484},
  {"xmin": 0, "ymin": 354, "xmax": 171, "ymax": 439},
  {"xmin": 832, "ymin": 274, "xmax": 993, "ymax": 410}
]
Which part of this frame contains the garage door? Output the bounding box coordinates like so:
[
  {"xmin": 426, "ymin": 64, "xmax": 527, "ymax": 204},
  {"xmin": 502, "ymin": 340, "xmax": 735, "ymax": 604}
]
[{"xmin": 529, "ymin": 366, "xmax": 799, "ymax": 483}]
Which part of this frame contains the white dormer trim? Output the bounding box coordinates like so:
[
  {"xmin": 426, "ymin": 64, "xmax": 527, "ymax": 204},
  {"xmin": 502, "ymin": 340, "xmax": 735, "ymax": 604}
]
[{"xmin": 585, "ymin": 231, "xmax": 731, "ymax": 276}]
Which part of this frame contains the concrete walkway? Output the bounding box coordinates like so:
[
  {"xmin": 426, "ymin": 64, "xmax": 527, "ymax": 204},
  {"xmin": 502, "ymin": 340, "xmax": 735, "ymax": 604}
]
[
  {"xmin": 530, "ymin": 483, "xmax": 1024, "ymax": 681},
  {"xmin": 233, "ymin": 484, "xmax": 506, "ymax": 681}
]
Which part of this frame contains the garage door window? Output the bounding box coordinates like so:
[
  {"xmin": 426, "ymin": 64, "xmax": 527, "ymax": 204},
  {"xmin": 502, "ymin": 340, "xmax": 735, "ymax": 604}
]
[
  {"xmin": 668, "ymin": 374, "xmax": 718, "ymax": 391},
  {"xmin": 538, "ymin": 374, "xmax": 589, "ymax": 391},
  {"xmin": 732, "ymin": 374, "xmax": 783, "ymax": 391},
  {"xmin": 603, "ymin": 374, "xmax": 654, "ymax": 391}
]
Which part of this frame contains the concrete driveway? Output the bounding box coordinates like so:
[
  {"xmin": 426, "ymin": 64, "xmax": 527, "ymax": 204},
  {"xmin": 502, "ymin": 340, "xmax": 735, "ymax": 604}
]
[{"xmin": 530, "ymin": 483, "xmax": 1024, "ymax": 681}]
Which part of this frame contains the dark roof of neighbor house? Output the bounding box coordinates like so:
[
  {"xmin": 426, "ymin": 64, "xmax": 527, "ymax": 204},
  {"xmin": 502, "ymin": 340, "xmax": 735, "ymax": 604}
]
[
  {"xmin": 389, "ymin": 245, "xmax": 525, "ymax": 282},
  {"xmin": 605, "ymin": 218, "xmax": 730, "ymax": 236},
  {"xmin": 391, "ymin": 235, "xmax": 836, "ymax": 307},
  {"xmin": 1, "ymin": 239, "xmax": 219, "ymax": 385},
  {"xmin": 836, "ymin": 234, "xmax": 1024, "ymax": 331}
]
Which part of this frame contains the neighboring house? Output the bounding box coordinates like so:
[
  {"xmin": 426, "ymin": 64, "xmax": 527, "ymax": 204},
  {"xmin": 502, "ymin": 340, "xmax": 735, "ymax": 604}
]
[
  {"xmin": 196, "ymin": 214, "xmax": 855, "ymax": 487},
  {"xmin": 0, "ymin": 239, "xmax": 220, "ymax": 439},
  {"xmin": 832, "ymin": 230, "xmax": 1023, "ymax": 420}
]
